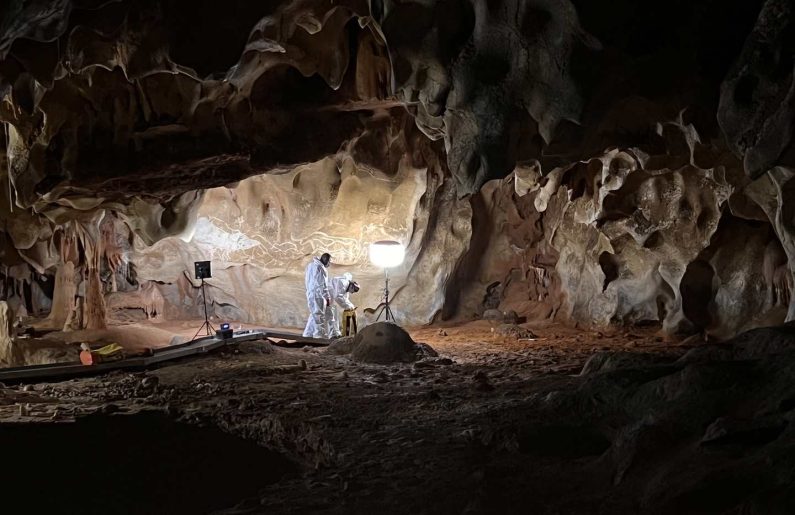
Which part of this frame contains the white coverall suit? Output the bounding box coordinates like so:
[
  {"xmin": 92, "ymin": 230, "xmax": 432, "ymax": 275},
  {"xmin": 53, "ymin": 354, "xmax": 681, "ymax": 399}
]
[
  {"xmin": 303, "ymin": 257, "xmax": 330, "ymax": 338},
  {"xmin": 327, "ymin": 273, "xmax": 356, "ymax": 338}
]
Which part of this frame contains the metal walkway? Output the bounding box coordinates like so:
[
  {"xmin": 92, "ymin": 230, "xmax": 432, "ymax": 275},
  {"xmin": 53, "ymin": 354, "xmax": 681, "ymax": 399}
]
[{"xmin": 0, "ymin": 328, "xmax": 329, "ymax": 384}]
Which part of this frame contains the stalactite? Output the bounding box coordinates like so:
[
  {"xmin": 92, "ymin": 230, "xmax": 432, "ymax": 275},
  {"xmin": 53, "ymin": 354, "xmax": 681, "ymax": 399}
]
[
  {"xmin": 63, "ymin": 296, "xmax": 83, "ymax": 331},
  {"xmin": 101, "ymin": 215, "xmax": 127, "ymax": 293},
  {"xmin": 29, "ymin": 278, "xmax": 49, "ymax": 316},
  {"xmin": 530, "ymin": 265, "xmax": 549, "ymax": 302},
  {"xmin": 0, "ymin": 301, "xmax": 12, "ymax": 363},
  {"xmin": 0, "ymin": 301, "xmax": 22, "ymax": 366},
  {"xmin": 75, "ymin": 219, "xmax": 108, "ymax": 330},
  {"xmin": 83, "ymin": 268, "xmax": 106, "ymax": 329},
  {"xmin": 119, "ymin": 259, "xmax": 130, "ymax": 287},
  {"xmin": 41, "ymin": 265, "xmax": 75, "ymax": 331},
  {"xmin": 105, "ymin": 281, "xmax": 165, "ymax": 320},
  {"xmin": 36, "ymin": 228, "xmax": 78, "ymax": 330}
]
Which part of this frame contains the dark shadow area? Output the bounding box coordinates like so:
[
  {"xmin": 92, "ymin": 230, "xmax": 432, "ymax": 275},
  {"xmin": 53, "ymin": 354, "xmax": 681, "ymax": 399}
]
[
  {"xmin": 0, "ymin": 411, "xmax": 297, "ymax": 514},
  {"xmin": 518, "ymin": 425, "xmax": 611, "ymax": 458},
  {"xmin": 598, "ymin": 251, "xmax": 619, "ymax": 292},
  {"xmin": 681, "ymin": 259, "xmax": 715, "ymax": 330},
  {"xmin": 702, "ymin": 423, "xmax": 787, "ymax": 447},
  {"xmin": 444, "ymin": 188, "xmax": 492, "ymax": 319},
  {"xmin": 162, "ymin": 0, "xmax": 284, "ymax": 77}
]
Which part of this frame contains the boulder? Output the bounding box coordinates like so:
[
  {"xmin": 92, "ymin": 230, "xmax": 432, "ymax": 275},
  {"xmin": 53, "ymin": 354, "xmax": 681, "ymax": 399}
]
[
  {"xmin": 483, "ymin": 309, "xmax": 521, "ymax": 325},
  {"xmin": 502, "ymin": 310, "xmax": 520, "ymax": 325},
  {"xmin": 482, "ymin": 309, "xmax": 504, "ymax": 321},
  {"xmin": 580, "ymin": 351, "xmax": 674, "ymax": 376},
  {"xmin": 679, "ymin": 323, "xmax": 795, "ymax": 364},
  {"xmin": 496, "ymin": 324, "xmax": 536, "ymax": 339}
]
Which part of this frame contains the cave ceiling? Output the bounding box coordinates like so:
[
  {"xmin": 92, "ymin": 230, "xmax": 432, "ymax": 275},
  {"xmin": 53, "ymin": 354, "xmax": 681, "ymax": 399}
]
[{"xmin": 0, "ymin": 0, "xmax": 791, "ymax": 207}]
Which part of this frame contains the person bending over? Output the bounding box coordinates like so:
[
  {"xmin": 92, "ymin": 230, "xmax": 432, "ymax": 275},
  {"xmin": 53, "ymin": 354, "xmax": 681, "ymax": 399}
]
[{"xmin": 327, "ymin": 272, "xmax": 359, "ymax": 338}]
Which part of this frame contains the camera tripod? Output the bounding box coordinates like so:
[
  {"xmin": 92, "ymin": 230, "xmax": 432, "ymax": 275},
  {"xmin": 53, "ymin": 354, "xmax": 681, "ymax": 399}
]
[{"xmin": 192, "ymin": 277, "xmax": 215, "ymax": 340}]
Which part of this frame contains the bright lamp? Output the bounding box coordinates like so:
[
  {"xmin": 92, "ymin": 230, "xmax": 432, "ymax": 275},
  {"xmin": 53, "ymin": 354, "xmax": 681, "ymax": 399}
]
[
  {"xmin": 369, "ymin": 241, "xmax": 405, "ymax": 269},
  {"xmin": 368, "ymin": 240, "xmax": 405, "ymax": 323}
]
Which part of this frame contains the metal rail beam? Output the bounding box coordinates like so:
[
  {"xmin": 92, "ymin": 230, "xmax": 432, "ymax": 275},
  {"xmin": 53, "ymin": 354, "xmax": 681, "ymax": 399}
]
[{"xmin": 0, "ymin": 328, "xmax": 332, "ymax": 384}]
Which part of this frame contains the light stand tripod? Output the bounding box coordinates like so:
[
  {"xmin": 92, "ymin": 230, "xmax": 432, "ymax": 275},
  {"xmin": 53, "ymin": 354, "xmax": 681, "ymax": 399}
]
[
  {"xmin": 192, "ymin": 277, "xmax": 215, "ymax": 340},
  {"xmin": 374, "ymin": 268, "xmax": 395, "ymax": 322}
]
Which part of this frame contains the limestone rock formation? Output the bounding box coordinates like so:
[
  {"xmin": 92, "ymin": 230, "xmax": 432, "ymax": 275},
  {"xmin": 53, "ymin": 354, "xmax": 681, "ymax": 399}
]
[
  {"xmin": 718, "ymin": 0, "xmax": 795, "ymax": 178},
  {"xmin": 0, "ymin": 301, "xmax": 21, "ymax": 366},
  {"xmin": 2, "ymin": 4, "xmax": 795, "ymax": 509},
  {"xmin": 457, "ymin": 117, "xmax": 794, "ymax": 338},
  {"xmin": 0, "ymin": 0, "xmax": 794, "ymax": 342},
  {"xmin": 105, "ymin": 282, "xmax": 165, "ymax": 321}
]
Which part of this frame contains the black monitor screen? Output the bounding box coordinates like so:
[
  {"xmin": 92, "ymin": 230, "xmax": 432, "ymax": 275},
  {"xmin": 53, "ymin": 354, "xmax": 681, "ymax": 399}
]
[{"xmin": 194, "ymin": 261, "xmax": 211, "ymax": 279}]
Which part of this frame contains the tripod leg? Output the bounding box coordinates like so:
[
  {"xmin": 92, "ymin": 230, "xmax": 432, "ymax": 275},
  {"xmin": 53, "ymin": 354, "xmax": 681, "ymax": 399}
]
[
  {"xmin": 201, "ymin": 279, "xmax": 210, "ymax": 334},
  {"xmin": 192, "ymin": 278, "xmax": 216, "ymax": 340},
  {"xmin": 192, "ymin": 321, "xmax": 206, "ymax": 341}
]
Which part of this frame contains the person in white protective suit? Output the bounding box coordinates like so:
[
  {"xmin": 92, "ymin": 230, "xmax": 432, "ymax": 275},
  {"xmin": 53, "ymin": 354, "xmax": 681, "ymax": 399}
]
[
  {"xmin": 327, "ymin": 272, "xmax": 359, "ymax": 338},
  {"xmin": 303, "ymin": 253, "xmax": 332, "ymax": 338}
]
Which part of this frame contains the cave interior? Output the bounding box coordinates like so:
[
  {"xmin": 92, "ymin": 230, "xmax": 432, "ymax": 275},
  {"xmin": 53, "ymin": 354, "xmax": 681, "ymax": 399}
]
[{"xmin": 1, "ymin": 0, "xmax": 795, "ymax": 513}]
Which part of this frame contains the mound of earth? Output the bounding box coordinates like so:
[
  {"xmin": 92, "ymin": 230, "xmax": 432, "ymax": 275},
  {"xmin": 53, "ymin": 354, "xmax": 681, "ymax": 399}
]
[
  {"xmin": 352, "ymin": 323, "xmax": 420, "ymax": 364},
  {"xmin": 326, "ymin": 323, "xmax": 437, "ymax": 364},
  {"xmin": 325, "ymin": 336, "xmax": 356, "ymax": 356}
]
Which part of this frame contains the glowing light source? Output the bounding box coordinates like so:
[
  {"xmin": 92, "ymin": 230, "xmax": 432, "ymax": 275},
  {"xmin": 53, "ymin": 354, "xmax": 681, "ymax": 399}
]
[
  {"xmin": 369, "ymin": 240, "xmax": 405, "ymax": 323},
  {"xmin": 369, "ymin": 240, "xmax": 405, "ymax": 269}
]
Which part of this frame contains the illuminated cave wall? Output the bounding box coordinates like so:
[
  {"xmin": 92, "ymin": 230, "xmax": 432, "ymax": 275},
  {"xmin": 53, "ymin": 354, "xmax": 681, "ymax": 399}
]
[
  {"xmin": 2, "ymin": 125, "xmax": 795, "ymax": 336},
  {"xmin": 130, "ymin": 149, "xmax": 470, "ymax": 327}
]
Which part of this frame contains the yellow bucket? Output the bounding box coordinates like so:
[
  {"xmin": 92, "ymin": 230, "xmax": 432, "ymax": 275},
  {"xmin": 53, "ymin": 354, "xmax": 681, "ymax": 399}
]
[{"xmin": 341, "ymin": 309, "xmax": 357, "ymax": 336}]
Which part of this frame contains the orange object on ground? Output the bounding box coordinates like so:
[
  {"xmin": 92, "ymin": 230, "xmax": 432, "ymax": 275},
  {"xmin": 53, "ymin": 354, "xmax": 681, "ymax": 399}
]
[
  {"xmin": 79, "ymin": 350, "xmax": 95, "ymax": 366},
  {"xmin": 79, "ymin": 343, "xmax": 125, "ymax": 366}
]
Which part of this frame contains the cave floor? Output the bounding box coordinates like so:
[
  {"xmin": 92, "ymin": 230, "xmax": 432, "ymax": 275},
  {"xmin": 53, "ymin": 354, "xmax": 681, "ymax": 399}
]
[{"xmin": 2, "ymin": 321, "xmax": 789, "ymax": 514}]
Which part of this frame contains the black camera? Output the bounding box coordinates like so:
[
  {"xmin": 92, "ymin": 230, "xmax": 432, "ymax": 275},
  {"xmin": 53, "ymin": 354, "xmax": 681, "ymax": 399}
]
[
  {"xmin": 216, "ymin": 322, "xmax": 233, "ymax": 340},
  {"xmin": 194, "ymin": 261, "xmax": 211, "ymax": 280}
]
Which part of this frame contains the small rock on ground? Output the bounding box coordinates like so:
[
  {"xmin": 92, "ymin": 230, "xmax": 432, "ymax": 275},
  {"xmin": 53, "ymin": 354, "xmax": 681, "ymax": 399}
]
[{"xmin": 497, "ymin": 324, "xmax": 537, "ymax": 339}]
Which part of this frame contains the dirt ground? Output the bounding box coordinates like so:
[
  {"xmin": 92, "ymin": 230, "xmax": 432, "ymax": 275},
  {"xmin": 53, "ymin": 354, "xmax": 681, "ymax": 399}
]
[{"xmin": 0, "ymin": 320, "xmax": 708, "ymax": 514}]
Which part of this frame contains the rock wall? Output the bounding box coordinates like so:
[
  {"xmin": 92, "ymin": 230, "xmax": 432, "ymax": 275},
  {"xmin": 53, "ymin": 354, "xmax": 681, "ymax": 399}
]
[
  {"xmin": 2, "ymin": 126, "xmax": 795, "ymax": 337},
  {"xmin": 128, "ymin": 115, "xmax": 471, "ymax": 327},
  {"xmin": 458, "ymin": 120, "xmax": 794, "ymax": 338},
  {"xmin": 1, "ymin": 0, "xmax": 795, "ymax": 339},
  {"xmin": 0, "ymin": 108, "xmax": 474, "ymax": 328}
]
